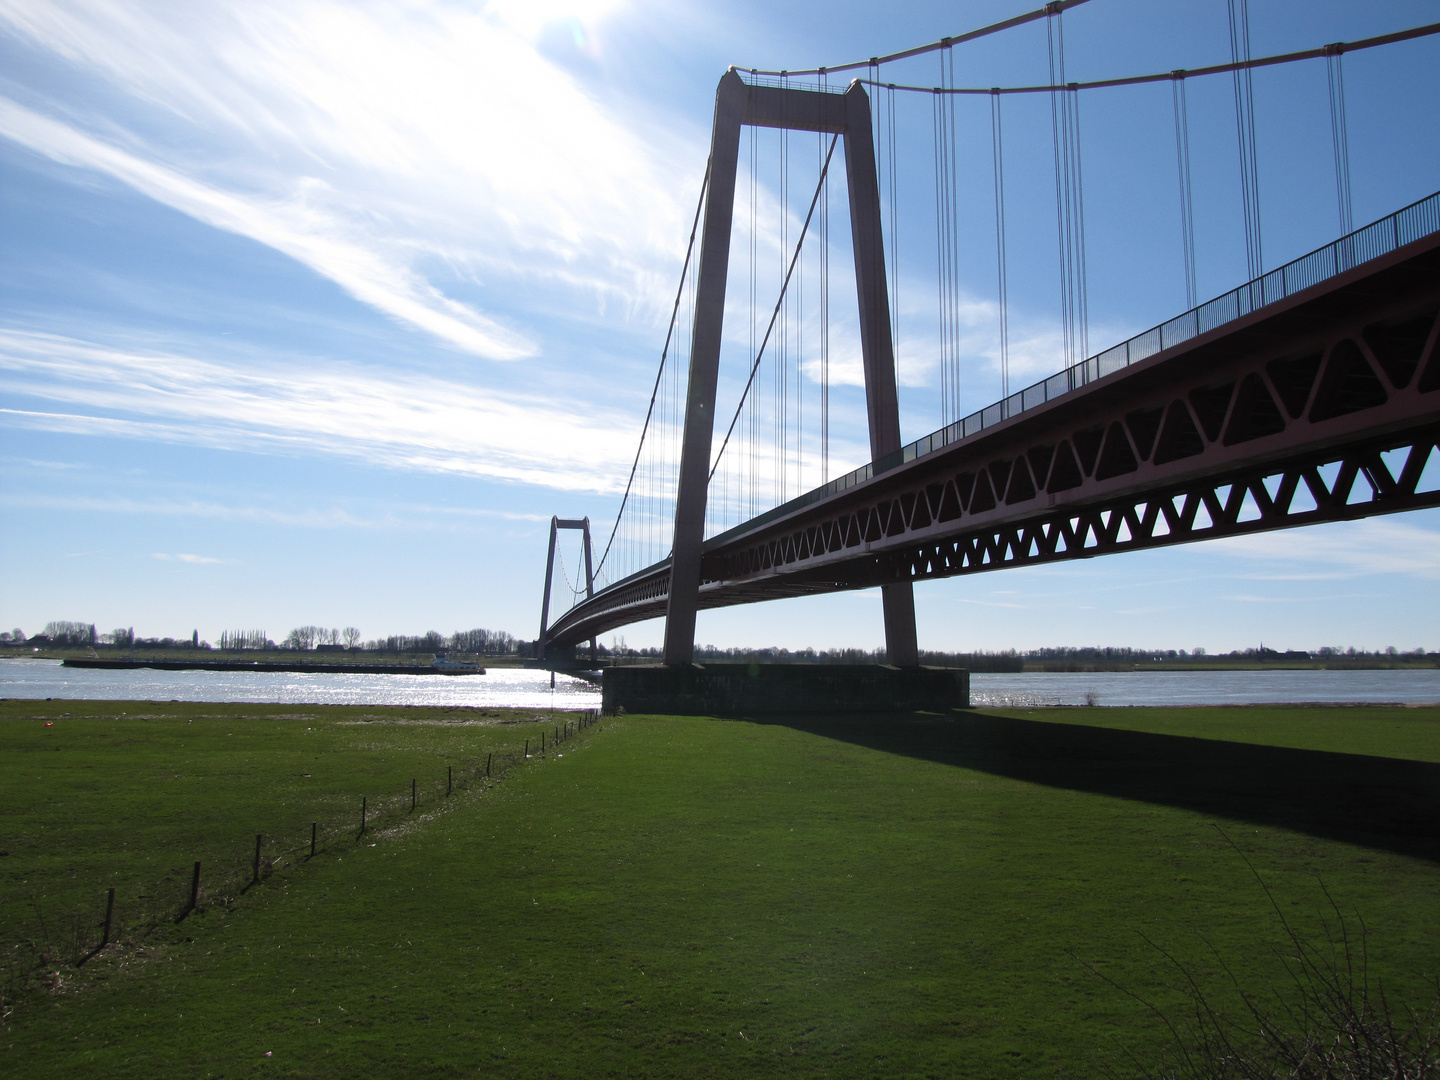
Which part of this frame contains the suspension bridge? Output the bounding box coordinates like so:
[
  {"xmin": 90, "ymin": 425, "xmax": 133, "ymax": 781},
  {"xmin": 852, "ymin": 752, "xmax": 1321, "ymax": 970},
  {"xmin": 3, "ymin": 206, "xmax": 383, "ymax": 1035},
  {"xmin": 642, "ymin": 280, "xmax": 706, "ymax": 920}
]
[{"xmin": 536, "ymin": 2, "xmax": 1440, "ymax": 674}]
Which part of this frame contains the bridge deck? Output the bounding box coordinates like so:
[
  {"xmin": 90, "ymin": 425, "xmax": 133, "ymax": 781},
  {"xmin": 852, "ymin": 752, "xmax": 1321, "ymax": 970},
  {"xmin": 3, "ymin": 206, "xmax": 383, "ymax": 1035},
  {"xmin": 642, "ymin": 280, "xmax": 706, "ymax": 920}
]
[{"xmin": 547, "ymin": 196, "xmax": 1440, "ymax": 649}]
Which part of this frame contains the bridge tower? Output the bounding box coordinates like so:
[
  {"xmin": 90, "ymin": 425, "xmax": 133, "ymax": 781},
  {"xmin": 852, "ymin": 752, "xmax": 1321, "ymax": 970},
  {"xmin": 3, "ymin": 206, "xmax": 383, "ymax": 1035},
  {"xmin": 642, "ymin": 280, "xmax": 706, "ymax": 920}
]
[
  {"xmin": 537, "ymin": 516, "xmax": 596, "ymax": 664},
  {"xmin": 664, "ymin": 69, "xmax": 919, "ymax": 667}
]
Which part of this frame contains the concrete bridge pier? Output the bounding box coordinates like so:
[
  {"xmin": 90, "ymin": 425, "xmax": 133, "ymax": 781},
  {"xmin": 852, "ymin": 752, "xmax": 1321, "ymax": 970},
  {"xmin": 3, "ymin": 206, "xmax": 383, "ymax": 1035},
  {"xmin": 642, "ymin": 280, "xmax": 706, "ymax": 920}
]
[{"xmin": 603, "ymin": 663, "xmax": 966, "ymax": 717}]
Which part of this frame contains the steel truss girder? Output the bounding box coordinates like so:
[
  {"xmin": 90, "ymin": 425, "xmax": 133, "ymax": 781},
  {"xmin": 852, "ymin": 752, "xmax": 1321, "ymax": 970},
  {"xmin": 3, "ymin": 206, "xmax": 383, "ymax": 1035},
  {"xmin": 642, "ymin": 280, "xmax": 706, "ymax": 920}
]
[
  {"xmin": 817, "ymin": 429, "xmax": 1440, "ymax": 589},
  {"xmin": 546, "ymin": 230, "xmax": 1440, "ymax": 648}
]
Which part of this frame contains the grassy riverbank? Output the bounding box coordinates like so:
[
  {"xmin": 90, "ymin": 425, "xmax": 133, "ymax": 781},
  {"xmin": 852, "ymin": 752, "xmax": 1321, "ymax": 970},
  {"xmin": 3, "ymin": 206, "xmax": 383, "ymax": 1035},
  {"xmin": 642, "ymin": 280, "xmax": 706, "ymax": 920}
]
[
  {"xmin": 0, "ymin": 701, "xmax": 581, "ymax": 961},
  {"xmin": 3, "ymin": 701, "xmax": 1437, "ymax": 1077}
]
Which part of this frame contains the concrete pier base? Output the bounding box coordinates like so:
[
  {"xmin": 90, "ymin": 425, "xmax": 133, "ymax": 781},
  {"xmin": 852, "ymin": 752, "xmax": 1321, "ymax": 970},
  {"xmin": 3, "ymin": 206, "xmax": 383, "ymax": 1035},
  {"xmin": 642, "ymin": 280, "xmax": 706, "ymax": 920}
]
[{"xmin": 601, "ymin": 664, "xmax": 969, "ymax": 717}]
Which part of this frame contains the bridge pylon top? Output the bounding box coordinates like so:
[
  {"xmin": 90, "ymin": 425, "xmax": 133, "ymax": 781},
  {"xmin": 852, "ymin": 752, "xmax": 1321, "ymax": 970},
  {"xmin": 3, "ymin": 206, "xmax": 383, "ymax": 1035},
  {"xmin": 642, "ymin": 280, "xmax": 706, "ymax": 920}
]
[{"xmin": 660, "ymin": 66, "xmax": 918, "ymax": 667}]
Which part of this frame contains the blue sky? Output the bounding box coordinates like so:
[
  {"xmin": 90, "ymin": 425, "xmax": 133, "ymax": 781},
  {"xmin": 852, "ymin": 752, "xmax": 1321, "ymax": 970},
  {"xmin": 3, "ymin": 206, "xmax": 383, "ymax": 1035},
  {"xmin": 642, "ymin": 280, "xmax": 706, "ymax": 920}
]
[{"xmin": 2, "ymin": 0, "xmax": 1438, "ymax": 653}]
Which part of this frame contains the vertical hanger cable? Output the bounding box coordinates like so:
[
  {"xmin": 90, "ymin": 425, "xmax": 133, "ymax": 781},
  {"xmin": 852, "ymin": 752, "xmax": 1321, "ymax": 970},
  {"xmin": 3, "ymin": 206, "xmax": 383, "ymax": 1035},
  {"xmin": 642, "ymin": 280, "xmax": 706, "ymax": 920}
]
[
  {"xmin": 991, "ymin": 88, "xmax": 1011, "ymax": 400},
  {"xmin": 1326, "ymin": 45, "xmax": 1354, "ymax": 238},
  {"xmin": 1172, "ymin": 72, "xmax": 1198, "ymax": 309},
  {"xmin": 1229, "ymin": 0, "xmax": 1264, "ymax": 278},
  {"xmin": 820, "ymin": 70, "xmax": 831, "ymax": 482}
]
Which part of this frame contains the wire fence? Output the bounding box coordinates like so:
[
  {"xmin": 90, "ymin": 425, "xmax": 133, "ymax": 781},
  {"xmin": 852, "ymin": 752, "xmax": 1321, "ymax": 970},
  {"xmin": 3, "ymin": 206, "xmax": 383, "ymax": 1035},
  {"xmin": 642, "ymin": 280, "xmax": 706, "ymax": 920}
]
[{"xmin": 0, "ymin": 710, "xmax": 601, "ymax": 1013}]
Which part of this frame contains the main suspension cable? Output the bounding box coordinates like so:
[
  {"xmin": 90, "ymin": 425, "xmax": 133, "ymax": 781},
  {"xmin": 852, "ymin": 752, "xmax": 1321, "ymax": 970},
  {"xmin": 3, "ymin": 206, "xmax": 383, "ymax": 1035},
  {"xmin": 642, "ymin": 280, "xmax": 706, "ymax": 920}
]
[
  {"xmin": 601, "ymin": 16, "xmax": 1438, "ymax": 586},
  {"xmin": 593, "ymin": 160, "xmax": 711, "ymax": 580},
  {"xmin": 837, "ymin": 21, "xmax": 1440, "ymax": 97},
  {"xmin": 710, "ymin": 134, "xmax": 840, "ymax": 483},
  {"xmin": 555, "ymin": 538, "xmax": 583, "ymax": 603},
  {"xmin": 740, "ymin": 0, "xmax": 1093, "ymax": 78}
]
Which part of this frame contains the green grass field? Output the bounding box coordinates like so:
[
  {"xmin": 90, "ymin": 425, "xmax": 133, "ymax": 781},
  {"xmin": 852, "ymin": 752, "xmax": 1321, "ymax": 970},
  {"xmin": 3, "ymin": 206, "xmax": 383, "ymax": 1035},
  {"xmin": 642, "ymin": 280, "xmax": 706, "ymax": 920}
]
[
  {"xmin": 0, "ymin": 701, "xmax": 577, "ymax": 958},
  {"xmin": 2, "ymin": 700, "xmax": 1438, "ymax": 1078}
]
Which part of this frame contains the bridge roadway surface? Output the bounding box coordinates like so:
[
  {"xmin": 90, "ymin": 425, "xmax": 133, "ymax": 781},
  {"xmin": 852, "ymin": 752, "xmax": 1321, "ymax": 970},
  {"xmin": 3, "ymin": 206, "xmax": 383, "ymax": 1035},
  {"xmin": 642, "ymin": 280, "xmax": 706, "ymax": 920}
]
[{"xmin": 545, "ymin": 220, "xmax": 1440, "ymax": 651}]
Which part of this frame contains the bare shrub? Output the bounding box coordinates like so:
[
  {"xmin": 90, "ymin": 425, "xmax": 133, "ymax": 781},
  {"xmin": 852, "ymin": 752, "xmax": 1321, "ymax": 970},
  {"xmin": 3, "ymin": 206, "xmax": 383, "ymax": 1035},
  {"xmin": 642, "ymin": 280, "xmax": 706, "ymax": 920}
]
[{"xmin": 1099, "ymin": 837, "xmax": 1440, "ymax": 1079}]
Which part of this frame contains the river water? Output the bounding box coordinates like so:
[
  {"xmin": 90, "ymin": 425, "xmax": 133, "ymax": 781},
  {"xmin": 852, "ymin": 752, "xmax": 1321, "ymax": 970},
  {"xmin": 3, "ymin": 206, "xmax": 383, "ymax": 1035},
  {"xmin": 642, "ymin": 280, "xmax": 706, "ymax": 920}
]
[
  {"xmin": 0, "ymin": 658, "xmax": 601, "ymax": 709},
  {"xmin": 967, "ymin": 668, "xmax": 1440, "ymax": 707},
  {"xmin": 3, "ymin": 657, "xmax": 1438, "ymax": 708}
]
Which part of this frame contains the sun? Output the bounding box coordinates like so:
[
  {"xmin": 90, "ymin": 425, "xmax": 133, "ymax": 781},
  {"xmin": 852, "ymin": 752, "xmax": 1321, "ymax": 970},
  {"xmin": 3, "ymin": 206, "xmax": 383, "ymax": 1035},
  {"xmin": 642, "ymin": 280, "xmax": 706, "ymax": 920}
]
[{"xmin": 482, "ymin": 0, "xmax": 625, "ymax": 40}]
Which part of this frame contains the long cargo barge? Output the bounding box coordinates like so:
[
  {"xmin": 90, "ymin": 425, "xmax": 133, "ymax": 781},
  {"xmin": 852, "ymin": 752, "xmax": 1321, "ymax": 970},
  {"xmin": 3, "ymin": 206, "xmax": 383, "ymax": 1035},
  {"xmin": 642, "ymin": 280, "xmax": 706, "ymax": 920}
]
[{"xmin": 62, "ymin": 658, "xmax": 485, "ymax": 676}]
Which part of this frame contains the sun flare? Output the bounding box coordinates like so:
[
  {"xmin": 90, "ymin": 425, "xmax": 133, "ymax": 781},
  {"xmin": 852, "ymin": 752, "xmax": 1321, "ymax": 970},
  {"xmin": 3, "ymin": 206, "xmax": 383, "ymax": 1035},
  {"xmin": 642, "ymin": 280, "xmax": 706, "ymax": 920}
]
[{"xmin": 482, "ymin": 0, "xmax": 624, "ymax": 40}]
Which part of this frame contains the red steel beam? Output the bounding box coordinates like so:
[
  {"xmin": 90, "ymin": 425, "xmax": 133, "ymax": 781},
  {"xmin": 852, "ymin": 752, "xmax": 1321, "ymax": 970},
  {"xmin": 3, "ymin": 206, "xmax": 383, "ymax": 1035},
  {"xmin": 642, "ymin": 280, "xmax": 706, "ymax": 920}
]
[{"xmin": 547, "ymin": 223, "xmax": 1440, "ymax": 648}]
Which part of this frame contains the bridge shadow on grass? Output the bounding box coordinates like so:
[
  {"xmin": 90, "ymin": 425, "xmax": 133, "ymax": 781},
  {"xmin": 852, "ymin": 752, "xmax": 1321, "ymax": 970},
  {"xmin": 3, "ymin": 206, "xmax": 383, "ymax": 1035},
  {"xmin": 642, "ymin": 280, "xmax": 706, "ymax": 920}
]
[{"xmin": 755, "ymin": 710, "xmax": 1440, "ymax": 864}]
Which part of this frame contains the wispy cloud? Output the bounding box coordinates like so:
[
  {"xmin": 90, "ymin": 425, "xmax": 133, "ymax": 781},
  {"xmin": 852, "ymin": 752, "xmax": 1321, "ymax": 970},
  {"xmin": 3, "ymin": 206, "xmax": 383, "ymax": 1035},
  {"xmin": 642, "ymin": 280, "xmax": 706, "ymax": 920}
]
[
  {"xmin": 0, "ymin": 490, "xmax": 550, "ymax": 530},
  {"xmin": 801, "ymin": 280, "xmax": 1134, "ymax": 416},
  {"xmin": 1210, "ymin": 519, "xmax": 1440, "ymax": 580},
  {"xmin": 890, "ymin": 301, "xmax": 1138, "ymax": 395},
  {"xmin": 153, "ymin": 552, "xmax": 227, "ymax": 564},
  {"xmin": 0, "ymin": 329, "xmax": 639, "ymax": 490},
  {"xmin": 955, "ymin": 596, "xmax": 1027, "ymax": 609},
  {"xmin": 0, "ymin": 0, "xmax": 699, "ymax": 352},
  {"xmin": 0, "ymin": 97, "xmax": 535, "ymax": 359},
  {"xmin": 0, "ymin": 455, "xmax": 85, "ymax": 470}
]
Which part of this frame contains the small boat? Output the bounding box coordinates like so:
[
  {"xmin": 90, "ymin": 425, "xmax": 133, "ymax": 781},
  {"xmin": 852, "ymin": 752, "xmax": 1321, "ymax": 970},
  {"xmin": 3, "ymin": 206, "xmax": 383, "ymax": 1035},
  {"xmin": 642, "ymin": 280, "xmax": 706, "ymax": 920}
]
[{"xmin": 431, "ymin": 653, "xmax": 484, "ymax": 675}]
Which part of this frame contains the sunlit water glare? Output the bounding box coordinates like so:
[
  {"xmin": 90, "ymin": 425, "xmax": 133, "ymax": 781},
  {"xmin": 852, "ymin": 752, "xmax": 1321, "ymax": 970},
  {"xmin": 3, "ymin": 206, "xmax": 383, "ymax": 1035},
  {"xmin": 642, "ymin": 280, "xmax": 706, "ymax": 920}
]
[
  {"xmin": 3, "ymin": 658, "xmax": 1438, "ymax": 708},
  {"xmin": 0, "ymin": 658, "xmax": 600, "ymax": 708}
]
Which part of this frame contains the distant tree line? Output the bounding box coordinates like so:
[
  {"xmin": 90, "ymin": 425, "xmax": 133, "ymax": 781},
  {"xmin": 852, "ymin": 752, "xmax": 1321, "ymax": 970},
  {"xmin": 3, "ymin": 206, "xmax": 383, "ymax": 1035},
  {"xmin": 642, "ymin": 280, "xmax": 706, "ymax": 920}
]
[
  {"xmin": 0, "ymin": 625, "xmax": 194, "ymax": 650},
  {"xmin": 593, "ymin": 642, "xmax": 1437, "ymax": 670},
  {"xmin": 272, "ymin": 626, "xmax": 526, "ymax": 655},
  {"xmin": 0, "ymin": 622, "xmax": 527, "ymax": 655},
  {"xmin": 1025, "ymin": 644, "xmax": 1433, "ymax": 663},
  {"xmin": 3, "ymin": 621, "xmax": 1436, "ymax": 665},
  {"xmin": 41, "ymin": 620, "xmax": 98, "ymax": 646},
  {"xmin": 677, "ymin": 645, "xmax": 1028, "ymax": 672},
  {"xmin": 366, "ymin": 628, "xmax": 522, "ymax": 655},
  {"xmin": 1027, "ymin": 645, "xmax": 1191, "ymax": 662},
  {"xmin": 590, "ymin": 641, "xmax": 1027, "ymax": 672},
  {"xmin": 219, "ymin": 629, "xmax": 270, "ymax": 650}
]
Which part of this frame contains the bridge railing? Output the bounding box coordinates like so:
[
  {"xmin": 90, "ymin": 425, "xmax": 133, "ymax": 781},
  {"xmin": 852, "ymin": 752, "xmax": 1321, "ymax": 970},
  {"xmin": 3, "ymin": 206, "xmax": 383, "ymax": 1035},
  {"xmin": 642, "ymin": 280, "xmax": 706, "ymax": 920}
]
[
  {"xmin": 700, "ymin": 189, "xmax": 1440, "ymax": 551},
  {"xmin": 559, "ymin": 190, "xmax": 1440, "ymax": 616}
]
